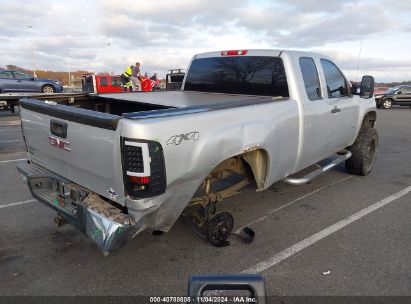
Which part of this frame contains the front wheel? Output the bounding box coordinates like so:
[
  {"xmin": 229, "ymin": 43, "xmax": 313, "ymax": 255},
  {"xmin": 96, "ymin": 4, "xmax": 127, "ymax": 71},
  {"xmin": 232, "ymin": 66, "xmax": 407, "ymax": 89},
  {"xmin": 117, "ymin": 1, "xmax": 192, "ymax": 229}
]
[
  {"xmin": 382, "ymin": 98, "xmax": 393, "ymax": 109},
  {"xmin": 346, "ymin": 128, "xmax": 378, "ymax": 176},
  {"xmin": 41, "ymin": 85, "xmax": 56, "ymax": 93}
]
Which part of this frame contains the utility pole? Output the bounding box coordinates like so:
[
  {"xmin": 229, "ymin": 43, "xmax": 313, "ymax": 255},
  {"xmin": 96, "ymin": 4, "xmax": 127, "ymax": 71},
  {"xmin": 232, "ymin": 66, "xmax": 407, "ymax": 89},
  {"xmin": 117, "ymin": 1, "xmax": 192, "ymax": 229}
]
[{"xmin": 28, "ymin": 25, "xmax": 37, "ymax": 77}]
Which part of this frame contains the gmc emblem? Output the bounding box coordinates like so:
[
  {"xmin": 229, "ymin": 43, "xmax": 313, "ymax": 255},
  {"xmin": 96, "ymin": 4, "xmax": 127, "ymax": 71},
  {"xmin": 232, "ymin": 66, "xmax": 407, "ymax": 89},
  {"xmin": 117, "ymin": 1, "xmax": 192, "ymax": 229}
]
[{"xmin": 49, "ymin": 136, "xmax": 71, "ymax": 151}]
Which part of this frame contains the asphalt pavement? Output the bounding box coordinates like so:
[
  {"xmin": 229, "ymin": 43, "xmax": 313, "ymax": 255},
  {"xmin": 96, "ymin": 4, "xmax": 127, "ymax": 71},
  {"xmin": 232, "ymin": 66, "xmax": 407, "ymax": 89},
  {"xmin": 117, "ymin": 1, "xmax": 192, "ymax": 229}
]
[{"xmin": 0, "ymin": 106, "xmax": 410, "ymax": 297}]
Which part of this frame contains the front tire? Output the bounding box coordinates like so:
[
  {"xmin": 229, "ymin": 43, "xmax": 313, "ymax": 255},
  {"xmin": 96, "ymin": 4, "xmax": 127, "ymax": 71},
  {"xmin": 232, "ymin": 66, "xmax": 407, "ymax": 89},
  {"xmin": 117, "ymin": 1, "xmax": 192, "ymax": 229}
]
[
  {"xmin": 382, "ymin": 98, "xmax": 393, "ymax": 109},
  {"xmin": 346, "ymin": 128, "xmax": 378, "ymax": 176},
  {"xmin": 41, "ymin": 85, "xmax": 56, "ymax": 93}
]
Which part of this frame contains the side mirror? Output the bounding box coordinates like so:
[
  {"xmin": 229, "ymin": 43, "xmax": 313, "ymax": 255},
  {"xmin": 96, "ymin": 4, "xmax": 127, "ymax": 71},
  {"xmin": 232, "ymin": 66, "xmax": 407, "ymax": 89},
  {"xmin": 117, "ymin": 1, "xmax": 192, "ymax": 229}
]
[
  {"xmin": 29, "ymin": 77, "xmax": 35, "ymax": 81},
  {"xmin": 360, "ymin": 75, "xmax": 374, "ymax": 99},
  {"xmin": 396, "ymin": 91, "xmax": 402, "ymax": 95}
]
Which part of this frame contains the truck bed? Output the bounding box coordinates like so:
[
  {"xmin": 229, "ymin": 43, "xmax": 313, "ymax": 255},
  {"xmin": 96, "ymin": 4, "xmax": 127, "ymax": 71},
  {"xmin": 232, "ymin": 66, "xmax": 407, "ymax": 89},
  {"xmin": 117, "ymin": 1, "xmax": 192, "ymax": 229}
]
[
  {"xmin": 94, "ymin": 91, "xmax": 268, "ymax": 108},
  {"xmin": 20, "ymin": 91, "xmax": 286, "ymax": 123}
]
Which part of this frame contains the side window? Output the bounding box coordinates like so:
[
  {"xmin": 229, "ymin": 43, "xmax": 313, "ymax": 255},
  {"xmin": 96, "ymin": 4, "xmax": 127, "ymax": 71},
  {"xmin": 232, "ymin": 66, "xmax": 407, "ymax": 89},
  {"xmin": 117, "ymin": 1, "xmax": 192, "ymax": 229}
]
[
  {"xmin": 320, "ymin": 59, "xmax": 349, "ymax": 98},
  {"xmin": 0, "ymin": 71, "xmax": 13, "ymax": 79},
  {"xmin": 299, "ymin": 57, "xmax": 322, "ymax": 100},
  {"xmin": 111, "ymin": 77, "xmax": 121, "ymax": 86},
  {"xmin": 100, "ymin": 77, "xmax": 108, "ymax": 86},
  {"xmin": 13, "ymin": 72, "xmax": 32, "ymax": 80}
]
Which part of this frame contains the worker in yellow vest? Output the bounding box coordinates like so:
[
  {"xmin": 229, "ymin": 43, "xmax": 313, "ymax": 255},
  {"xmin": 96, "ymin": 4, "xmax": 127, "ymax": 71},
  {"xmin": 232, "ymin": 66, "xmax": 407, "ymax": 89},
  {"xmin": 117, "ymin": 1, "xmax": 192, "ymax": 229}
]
[{"xmin": 121, "ymin": 65, "xmax": 133, "ymax": 92}]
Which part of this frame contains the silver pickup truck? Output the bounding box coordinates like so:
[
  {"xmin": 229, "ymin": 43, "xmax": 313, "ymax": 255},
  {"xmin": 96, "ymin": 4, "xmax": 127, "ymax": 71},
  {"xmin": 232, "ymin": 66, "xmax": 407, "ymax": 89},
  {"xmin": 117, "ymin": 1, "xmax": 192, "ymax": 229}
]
[{"xmin": 18, "ymin": 49, "xmax": 378, "ymax": 253}]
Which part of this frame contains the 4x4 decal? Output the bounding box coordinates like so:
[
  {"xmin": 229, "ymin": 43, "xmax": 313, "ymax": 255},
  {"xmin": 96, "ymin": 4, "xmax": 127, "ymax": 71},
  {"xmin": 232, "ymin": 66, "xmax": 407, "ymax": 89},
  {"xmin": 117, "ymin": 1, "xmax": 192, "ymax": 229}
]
[{"xmin": 167, "ymin": 131, "xmax": 199, "ymax": 145}]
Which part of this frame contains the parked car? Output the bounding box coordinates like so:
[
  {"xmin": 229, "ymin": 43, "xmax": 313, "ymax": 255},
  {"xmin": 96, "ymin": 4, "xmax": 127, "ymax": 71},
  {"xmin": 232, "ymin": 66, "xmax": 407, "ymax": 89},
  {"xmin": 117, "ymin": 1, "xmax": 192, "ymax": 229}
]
[
  {"xmin": 0, "ymin": 70, "xmax": 63, "ymax": 93},
  {"xmin": 375, "ymin": 85, "xmax": 411, "ymax": 109},
  {"xmin": 18, "ymin": 49, "xmax": 377, "ymax": 253}
]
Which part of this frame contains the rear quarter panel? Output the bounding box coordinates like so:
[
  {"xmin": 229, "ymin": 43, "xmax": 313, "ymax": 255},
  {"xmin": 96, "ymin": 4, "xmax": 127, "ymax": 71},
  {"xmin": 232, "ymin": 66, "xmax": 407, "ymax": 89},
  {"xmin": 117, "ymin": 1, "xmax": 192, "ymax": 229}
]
[{"xmin": 121, "ymin": 100, "xmax": 299, "ymax": 230}]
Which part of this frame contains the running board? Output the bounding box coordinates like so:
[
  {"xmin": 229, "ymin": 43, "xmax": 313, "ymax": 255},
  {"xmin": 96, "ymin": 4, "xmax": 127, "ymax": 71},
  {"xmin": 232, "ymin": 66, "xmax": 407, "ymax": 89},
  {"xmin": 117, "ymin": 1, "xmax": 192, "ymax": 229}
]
[{"xmin": 283, "ymin": 150, "xmax": 352, "ymax": 185}]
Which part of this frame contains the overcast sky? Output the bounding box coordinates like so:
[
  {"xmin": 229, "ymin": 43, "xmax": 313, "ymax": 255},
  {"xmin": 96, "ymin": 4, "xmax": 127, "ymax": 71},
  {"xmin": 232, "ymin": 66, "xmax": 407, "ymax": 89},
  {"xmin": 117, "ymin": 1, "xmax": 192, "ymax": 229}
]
[{"xmin": 0, "ymin": 0, "xmax": 410, "ymax": 82}]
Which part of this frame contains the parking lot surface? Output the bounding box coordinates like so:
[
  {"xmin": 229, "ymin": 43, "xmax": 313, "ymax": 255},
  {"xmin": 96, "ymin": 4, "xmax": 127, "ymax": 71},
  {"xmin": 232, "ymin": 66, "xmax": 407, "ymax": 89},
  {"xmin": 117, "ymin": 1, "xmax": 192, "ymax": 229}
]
[{"xmin": 0, "ymin": 107, "xmax": 410, "ymax": 296}]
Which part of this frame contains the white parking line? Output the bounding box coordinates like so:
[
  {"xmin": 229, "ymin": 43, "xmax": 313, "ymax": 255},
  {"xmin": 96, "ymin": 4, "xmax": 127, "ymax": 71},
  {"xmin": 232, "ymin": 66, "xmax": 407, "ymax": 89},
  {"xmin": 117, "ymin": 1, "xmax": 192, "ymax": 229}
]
[
  {"xmin": 0, "ymin": 199, "xmax": 37, "ymax": 209},
  {"xmin": 0, "ymin": 140, "xmax": 21, "ymax": 143},
  {"xmin": 236, "ymin": 176, "xmax": 352, "ymax": 232},
  {"xmin": 0, "ymin": 158, "xmax": 26, "ymax": 164},
  {"xmin": 242, "ymin": 185, "xmax": 411, "ymax": 274}
]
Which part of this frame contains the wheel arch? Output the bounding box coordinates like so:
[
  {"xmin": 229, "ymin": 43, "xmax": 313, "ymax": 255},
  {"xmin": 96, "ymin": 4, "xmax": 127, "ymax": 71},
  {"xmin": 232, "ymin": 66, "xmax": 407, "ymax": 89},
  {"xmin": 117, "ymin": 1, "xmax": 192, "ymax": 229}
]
[
  {"xmin": 362, "ymin": 110, "xmax": 377, "ymax": 129},
  {"xmin": 204, "ymin": 147, "xmax": 271, "ymax": 192},
  {"xmin": 41, "ymin": 83, "xmax": 56, "ymax": 92},
  {"xmin": 242, "ymin": 148, "xmax": 270, "ymax": 190}
]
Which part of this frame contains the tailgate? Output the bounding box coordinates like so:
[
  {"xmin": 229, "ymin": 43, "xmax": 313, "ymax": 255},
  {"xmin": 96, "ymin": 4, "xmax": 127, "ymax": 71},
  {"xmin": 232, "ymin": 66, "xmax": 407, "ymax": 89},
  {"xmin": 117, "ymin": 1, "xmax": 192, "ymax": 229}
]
[{"xmin": 19, "ymin": 99, "xmax": 125, "ymax": 204}]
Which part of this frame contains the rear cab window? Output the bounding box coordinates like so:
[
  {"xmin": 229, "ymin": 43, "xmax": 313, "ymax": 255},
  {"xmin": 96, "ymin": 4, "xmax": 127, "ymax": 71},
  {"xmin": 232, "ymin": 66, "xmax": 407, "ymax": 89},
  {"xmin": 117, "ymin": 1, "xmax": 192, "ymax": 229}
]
[
  {"xmin": 168, "ymin": 74, "xmax": 185, "ymax": 83},
  {"xmin": 184, "ymin": 56, "xmax": 289, "ymax": 97},
  {"xmin": 299, "ymin": 57, "xmax": 322, "ymax": 100},
  {"xmin": 320, "ymin": 59, "xmax": 349, "ymax": 98}
]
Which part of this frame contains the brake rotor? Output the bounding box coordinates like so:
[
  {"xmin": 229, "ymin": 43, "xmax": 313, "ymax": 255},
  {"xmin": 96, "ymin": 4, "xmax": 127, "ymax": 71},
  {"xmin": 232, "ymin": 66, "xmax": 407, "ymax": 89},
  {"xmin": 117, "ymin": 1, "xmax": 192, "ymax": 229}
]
[{"xmin": 206, "ymin": 212, "xmax": 234, "ymax": 247}]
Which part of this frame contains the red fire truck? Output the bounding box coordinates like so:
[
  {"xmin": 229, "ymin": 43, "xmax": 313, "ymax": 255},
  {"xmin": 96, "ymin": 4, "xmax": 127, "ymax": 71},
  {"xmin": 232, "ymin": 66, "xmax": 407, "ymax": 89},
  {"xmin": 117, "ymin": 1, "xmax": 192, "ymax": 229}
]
[
  {"xmin": 82, "ymin": 74, "xmax": 162, "ymax": 93},
  {"xmin": 82, "ymin": 74, "xmax": 123, "ymax": 94}
]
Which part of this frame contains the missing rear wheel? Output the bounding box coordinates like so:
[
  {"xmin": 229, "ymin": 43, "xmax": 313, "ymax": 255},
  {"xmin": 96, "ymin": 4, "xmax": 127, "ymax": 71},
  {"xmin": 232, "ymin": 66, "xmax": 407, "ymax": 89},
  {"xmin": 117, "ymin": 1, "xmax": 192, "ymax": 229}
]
[{"xmin": 206, "ymin": 212, "xmax": 233, "ymax": 247}]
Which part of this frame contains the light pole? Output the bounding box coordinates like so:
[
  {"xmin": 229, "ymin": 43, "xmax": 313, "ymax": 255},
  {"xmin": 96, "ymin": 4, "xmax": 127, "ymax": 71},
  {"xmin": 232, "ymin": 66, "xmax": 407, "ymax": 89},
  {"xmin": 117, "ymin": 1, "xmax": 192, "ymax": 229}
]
[
  {"xmin": 28, "ymin": 25, "xmax": 37, "ymax": 77},
  {"xmin": 106, "ymin": 42, "xmax": 112, "ymax": 75},
  {"xmin": 355, "ymin": 39, "xmax": 363, "ymax": 82},
  {"xmin": 66, "ymin": 53, "xmax": 71, "ymax": 87}
]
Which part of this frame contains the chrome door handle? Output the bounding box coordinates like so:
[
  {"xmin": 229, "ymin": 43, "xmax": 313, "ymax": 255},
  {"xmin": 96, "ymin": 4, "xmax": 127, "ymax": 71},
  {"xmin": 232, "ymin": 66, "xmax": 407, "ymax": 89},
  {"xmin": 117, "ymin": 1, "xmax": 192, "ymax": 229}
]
[{"xmin": 331, "ymin": 107, "xmax": 341, "ymax": 114}]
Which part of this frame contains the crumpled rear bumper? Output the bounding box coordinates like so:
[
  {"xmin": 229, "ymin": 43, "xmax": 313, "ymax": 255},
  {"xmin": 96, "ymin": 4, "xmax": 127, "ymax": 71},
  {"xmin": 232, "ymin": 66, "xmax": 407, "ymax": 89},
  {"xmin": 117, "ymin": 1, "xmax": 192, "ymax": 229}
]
[{"xmin": 17, "ymin": 161, "xmax": 137, "ymax": 254}]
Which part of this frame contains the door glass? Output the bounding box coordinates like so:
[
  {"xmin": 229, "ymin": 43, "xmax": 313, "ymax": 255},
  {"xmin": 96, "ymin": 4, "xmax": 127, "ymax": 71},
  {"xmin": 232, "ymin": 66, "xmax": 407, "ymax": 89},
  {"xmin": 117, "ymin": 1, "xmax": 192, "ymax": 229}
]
[
  {"xmin": 320, "ymin": 59, "xmax": 349, "ymax": 98},
  {"xmin": 299, "ymin": 57, "xmax": 322, "ymax": 100},
  {"xmin": 0, "ymin": 71, "xmax": 13, "ymax": 79},
  {"xmin": 13, "ymin": 72, "xmax": 32, "ymax": 80}
]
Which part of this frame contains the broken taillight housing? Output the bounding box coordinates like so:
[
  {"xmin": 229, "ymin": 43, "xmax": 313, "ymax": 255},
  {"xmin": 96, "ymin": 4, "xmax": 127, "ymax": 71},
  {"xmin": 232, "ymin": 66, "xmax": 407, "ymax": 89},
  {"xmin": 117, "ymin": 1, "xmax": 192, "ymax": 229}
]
[{"xmin": 121, "ymin": 138, "xmax": 166, "ymax": 199}]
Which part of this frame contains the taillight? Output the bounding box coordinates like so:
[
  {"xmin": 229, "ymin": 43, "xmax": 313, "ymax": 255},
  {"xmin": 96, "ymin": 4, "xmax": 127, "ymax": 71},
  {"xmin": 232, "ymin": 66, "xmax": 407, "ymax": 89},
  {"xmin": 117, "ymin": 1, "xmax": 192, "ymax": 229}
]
[
  {"xmin": 221, "ymin": 50, "xmax": 248, "ymax": 56},
  {"xmin": 121, "ymin": 138, "xmax": 166, "ymax": 199},
  {"xmin": 128, "ymin": 176, "xmax": 150, "ymax": 184}
]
